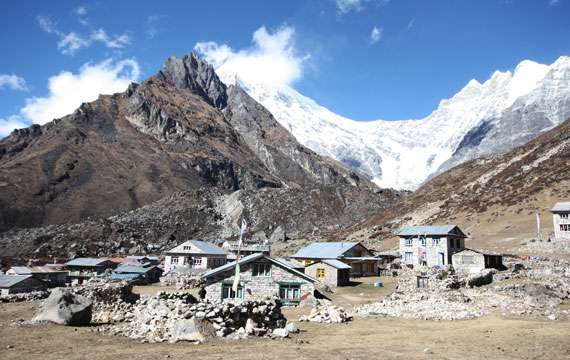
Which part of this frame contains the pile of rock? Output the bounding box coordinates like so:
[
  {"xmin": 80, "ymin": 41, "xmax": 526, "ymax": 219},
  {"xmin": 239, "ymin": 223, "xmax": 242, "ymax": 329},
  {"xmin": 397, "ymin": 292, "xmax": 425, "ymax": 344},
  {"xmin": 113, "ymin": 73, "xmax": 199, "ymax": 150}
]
[
  {"xmin": 159, "ymin": 271, "xmax": 203, "ymax": 290},
  {"xmin": 300, "ymin": 301, "xmax": 352, "ymax": 323},
  {"xmin": 0, "ymin": 290, "xmax": 50, "ymax": 303},
  {"xmin": 98, "ymin": 292, "xmax": 288, "ymax": 343}
]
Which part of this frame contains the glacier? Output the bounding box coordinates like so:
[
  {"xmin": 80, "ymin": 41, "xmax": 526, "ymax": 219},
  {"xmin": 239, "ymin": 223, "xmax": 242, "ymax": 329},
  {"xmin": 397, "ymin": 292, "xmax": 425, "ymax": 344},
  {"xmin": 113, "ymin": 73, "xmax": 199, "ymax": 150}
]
[{"xmin": 213, "ymin": 56, "xmax": 570, "ymax": 190}]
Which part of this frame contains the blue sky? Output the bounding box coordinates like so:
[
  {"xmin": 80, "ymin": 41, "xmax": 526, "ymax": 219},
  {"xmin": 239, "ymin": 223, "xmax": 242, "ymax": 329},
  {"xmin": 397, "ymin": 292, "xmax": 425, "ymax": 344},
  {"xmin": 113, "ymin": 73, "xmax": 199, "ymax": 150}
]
[{"xmin": 1, "ymin": 0, "xmax": 569, "ymax": 136}]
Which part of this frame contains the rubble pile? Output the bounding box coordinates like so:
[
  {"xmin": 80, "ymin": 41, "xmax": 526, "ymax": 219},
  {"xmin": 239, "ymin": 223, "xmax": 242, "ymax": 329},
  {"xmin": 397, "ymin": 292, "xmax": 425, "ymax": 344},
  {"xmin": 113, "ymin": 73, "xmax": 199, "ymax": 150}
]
[
  {"xmin": 97, "ymin": 291, "xmax": 288, "ymax": 343},
  {"xmin": 71, "ymin": 279, "xmax": 140, "ymax": 323},
  {"xmin": 159, "ymin": 271, "xmax": 203, "ymax": 290},
  {"xmin": 300, "ymin": 300, "xmax": 352, "ymax": 323},
  {"xmin": 0, "ymin": 290, "xmax": 50, "ymax": 303},
  {"xmin": 356, "ymin": 258, "xmax": 570, "ymax": 321}
]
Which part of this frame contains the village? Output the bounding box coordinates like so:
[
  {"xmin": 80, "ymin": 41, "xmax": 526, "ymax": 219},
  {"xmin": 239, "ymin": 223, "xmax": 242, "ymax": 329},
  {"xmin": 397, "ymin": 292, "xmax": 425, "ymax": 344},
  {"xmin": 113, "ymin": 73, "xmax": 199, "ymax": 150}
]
[{"xmin": 0, "ymin": 202, "xmax": 569, "ymax": 359}]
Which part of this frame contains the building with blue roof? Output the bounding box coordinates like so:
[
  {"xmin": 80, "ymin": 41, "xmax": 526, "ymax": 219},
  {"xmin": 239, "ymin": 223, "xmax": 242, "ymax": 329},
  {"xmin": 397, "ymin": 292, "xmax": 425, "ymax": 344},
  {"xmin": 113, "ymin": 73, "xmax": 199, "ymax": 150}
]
[
  {"xmin": 305, "ymin": 259, "xmax": 351, "ymax": 287},
  {"xmin": 397, "ymin": 224, "xmax": 466, "ymax": 268},
  {"xmin": 65, "ymin": 257, "xmax": 115, "ymax": 284},
  {"xmin": 112, "ymin": 263, "xmax": 162, "ymax": 283},
  {"xmin": 0, "ymin": 274, "xmax": 47, "ymax": 296},
  {"xmin": 292, "ymin": 241, "xmax": 379, "ymax": 277},
  {"xmin": 164, "ymin": 240, "xmax": 228, "ymax": 273}
]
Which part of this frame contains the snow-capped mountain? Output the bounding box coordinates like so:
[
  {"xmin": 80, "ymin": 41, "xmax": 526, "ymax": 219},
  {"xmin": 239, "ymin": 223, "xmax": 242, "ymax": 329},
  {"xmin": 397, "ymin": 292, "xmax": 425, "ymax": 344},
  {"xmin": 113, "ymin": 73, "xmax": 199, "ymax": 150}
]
[{"xmin": 215, "ymin": 56, "xmax": 570, "ymax": 190}]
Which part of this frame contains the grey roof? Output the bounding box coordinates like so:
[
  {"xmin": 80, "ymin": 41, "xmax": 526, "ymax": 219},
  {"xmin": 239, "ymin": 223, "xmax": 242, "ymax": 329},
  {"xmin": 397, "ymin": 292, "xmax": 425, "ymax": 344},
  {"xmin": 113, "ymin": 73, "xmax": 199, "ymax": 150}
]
[
  {"xmin": 292, "ymin": 242, "xmax": 359, "ymax": 259},
  {"xmin": 456, "ymin": 248, "xmax": 502, "ymax": 256},
  {"xmin": 114, "ymin": 264, "xmax": 160, "ymax": 274},
  {"xmin": 274, "ymin": 257, "xmax": 305, "ymax": 269},
  {"xmin": 551, "ymin": 202, "xmax": 570, "ymax": 212},
  {"xmin": 397, "ymin": 225, "xmax": 466, "ymax": 237},
  {"xmin": 166, "ymin": 240, "xmax": 227, "ymax": 255},
  {"xmin": 9, "ymin": 266, "xmax": 32, "ymax": 275},
  {"xmin": 202, "ymin": 253, "xmax": 316, "ymax": 283},
  {"xmin": 0, "ymin": 275, "xmax": 33, "ymax": 288},
  {"xmin": 65, "ymin": 258, "xmax": 110, "ymax": 267},
  {"xmin": 322, "ymin": 259, "xmax": 352, "ymax": 270}
]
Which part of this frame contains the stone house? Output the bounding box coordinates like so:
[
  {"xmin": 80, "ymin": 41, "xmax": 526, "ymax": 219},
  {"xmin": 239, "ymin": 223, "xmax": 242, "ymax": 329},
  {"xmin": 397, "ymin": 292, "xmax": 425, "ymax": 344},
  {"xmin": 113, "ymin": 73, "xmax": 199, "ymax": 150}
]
[
  {"xmin": 452, "ymin": 249, "xmax": 504, "ymax": 274},
  {"xmin": 0, "ymin": 275, "xmax": 48, "ymax": 296},
  {"xmin": 305, "ymin": 260, "xmax": 351, "ymax": 287},
  {"xmin": 398, "ymin": 225, "xmax": 466, "ymax": 268},
  {"xmin": 551, "ymin": 202, "xmax": 570, "ymax": 240},
  {"xmin": 164, "ymin": 240, "xmax": 228, "ymax": 273},
  {"xmin": 292, "ymin": 242, "xmax": 379, "ymax": 276},
  {"xmin": 111, "ymin": 263, "xmax": 163, "ymax": 284},
  {"xmin": 65, "ymin": 258, "xmax": 115, "ymax": 284},
  {"xmin": 6, "ymin": 265, "xmax": 68, "ymax": 287},
  {"xmin": 201, "ymin": 253, "xmax": 316, "ymax": 305}
]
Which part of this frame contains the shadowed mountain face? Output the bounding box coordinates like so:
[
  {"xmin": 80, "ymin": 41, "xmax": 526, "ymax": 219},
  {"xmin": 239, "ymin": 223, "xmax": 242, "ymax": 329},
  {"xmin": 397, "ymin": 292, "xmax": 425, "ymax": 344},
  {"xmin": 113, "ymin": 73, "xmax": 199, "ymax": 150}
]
[{"xmin": 0, "ymin": 53, "xmax": 375, "ymax": 234}]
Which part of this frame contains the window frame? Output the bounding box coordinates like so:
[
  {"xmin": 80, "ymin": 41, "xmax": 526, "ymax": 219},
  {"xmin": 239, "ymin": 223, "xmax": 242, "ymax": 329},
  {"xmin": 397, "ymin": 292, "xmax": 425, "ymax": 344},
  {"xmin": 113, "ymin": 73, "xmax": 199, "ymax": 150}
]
[
  {"xmin": 252, "ymin": 262, "xmax": 272, "ymax": 277},
  {"xmin": 405, "ymin": 238, "xmax": 413, "ymax": 247},
  {"xmin": 222, "ymin": 284, "xmax": 244, "ymax": 299},
  {"xmin": 279, "ymin": 284, "xmax": 301, "ymax": 301}
]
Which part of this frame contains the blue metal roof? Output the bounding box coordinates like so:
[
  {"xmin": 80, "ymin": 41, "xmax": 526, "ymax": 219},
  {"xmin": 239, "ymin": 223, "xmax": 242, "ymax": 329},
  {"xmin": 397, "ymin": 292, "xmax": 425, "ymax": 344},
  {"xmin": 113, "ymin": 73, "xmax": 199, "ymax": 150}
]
[
  {"xmin": 114, "ymin": 264, "xmax": 159, "ymax": 274},
  {"xmin": 167, "ymin": 240, "xmax": 227, "ymax": 255},
  {"xmin": 0, "ymin": 274, "xmax": 33, "ymax": 288},
  {"xmin": 110, "ymin": 273, "xmax": 141, "ymax": 280},
  {"xmin": 397, "ymin": 225, "xmax": 465, "ymax": 237},
  {"xmin": 292, "ymin": 242, "xmax": 359, "ymax": 259},
  {"xmin": 322, "ymin": 259, "xmax": 352, "ymax": 270},
  {"xmin": 202, "ymin": 253, "xmax": 264, "ymax": 278},
  {"xmin": 65, "ymin": 258, "xmax": 109, "ymax": 267},
  {"xmin": 9, "ymin": 266, "xmax": 32, "ymax": 275}
]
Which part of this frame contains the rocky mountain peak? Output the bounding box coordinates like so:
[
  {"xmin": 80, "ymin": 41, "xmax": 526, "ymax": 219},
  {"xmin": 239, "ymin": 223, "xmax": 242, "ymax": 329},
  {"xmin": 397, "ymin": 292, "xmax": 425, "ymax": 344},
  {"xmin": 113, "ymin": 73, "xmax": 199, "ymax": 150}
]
[{"xmin": 159, "ymin": 52, "xmax": 227, "ymax": 109}]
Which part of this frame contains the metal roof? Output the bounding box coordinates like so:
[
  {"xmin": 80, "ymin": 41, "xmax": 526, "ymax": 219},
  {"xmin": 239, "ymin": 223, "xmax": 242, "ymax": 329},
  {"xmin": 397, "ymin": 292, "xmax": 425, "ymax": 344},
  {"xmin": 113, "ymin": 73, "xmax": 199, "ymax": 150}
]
[
  {"xmin": 322, "ymin": 259, "xmax": 352, "ymax": 270},
  {"xmin": 397, "ymin": 225, "xmax": 466, "ymax": 237},
  {"xmin": 65, "ymin": 258, "xmax": 110, "ymax": 267},
  {"xmin": 166, "ymin": 240, "xmax": 227, "ymax": 255},
  {"xmin": 551, "ymin": 202, "xmax": 570, "ymax": 212},
  {"xmin": 110, "ymin": 273, "xmax": 141, "ymax": 280},
  {"xmin": 9, "ymin": 266, "xmax": 32, "ymax": 275},
  {"xmin": 114, "ymin": 264, "xmax": 159, "ymax": 274},
  {"xmin": 202, "ymin": 253, "xmax": 316, "ymax": 283},
  {"xmin": 0, "ymin": 274, "xmax": 33, "ymax": 288},
  {"xmin": 274, "ymin": 257, "xmax": 305, "ymax": 269},
  {"xmin": 292, "ymin": 242, "xmax": 359, "ymax": 259}
]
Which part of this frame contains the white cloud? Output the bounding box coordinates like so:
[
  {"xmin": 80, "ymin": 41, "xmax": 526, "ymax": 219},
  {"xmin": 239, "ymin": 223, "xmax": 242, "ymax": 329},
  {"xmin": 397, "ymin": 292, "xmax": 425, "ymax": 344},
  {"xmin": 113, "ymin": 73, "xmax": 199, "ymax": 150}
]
[
  {"xmin": 0, "ymin": 59, "xmax": 140, "ymax": 138},
  {"xmin": 407, "ymin": 18, "xmax": 415, "ymax": 30},
  {"xmin": 21, "ymin": 59, "xmax": 140, "ymax": 125},
  {"xmin": 75, "ymin": 6, "xmax": 87, "ymax": 16},
  {"xmin": 0, "ymin": 115, "xmax": 29, "ymax": 137},
  {"xmin": 145, "ymin": 15, "xmax": 164, "ymax": 39},
  {"xmin": 37, "ymin": 15, "xmax": 131, "ymax": 55},
  {"xmin": 370, "ymin": 26, "xmax": 382, "ymax": 44},
  {"xmin": 195, "ymin": 25, "xmax": 306, "ymax": 88},
  {"xmin": 336, "ymin": 0, "xmax": 390, "ymax": 14},
  {"xmin": 0, "ymin": 74, "xmax": 28, "ymax": 91}
]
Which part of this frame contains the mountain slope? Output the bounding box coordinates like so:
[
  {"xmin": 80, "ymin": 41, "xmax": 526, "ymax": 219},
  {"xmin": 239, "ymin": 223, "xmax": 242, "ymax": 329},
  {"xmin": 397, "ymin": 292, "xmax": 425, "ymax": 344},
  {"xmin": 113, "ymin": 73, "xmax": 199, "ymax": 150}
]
[
  {"xmin": 0, "ymin": 53, "xmax": 375, "ymax": 232},
  {"xmin": 345, "ymin": 117, "xmax": 570, "ymax": 254},
  {"xmin": 215, "ymin": 56, "xmax": 570, "ymax": 190}
]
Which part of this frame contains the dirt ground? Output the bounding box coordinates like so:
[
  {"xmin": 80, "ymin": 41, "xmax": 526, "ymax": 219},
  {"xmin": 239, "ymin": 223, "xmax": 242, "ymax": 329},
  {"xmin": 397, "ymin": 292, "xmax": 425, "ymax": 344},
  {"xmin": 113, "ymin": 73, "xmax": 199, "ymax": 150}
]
[{"xmin": 1, "ymin": 276, "xmax": 569, "ymax": 360}]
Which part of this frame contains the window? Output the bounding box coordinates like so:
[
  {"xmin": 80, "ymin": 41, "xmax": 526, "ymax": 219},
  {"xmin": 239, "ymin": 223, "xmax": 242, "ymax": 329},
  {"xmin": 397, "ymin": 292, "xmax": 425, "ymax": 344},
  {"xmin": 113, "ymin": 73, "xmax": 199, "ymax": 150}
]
[
  {"xmin": 279, "ymin": 284, "xmax": 300, "ymax": 301},
  {"xmin": 222, "ymin": 284, "xmax": 243, "ymax": 299},
  {"xmin": 192, "ymin": 257, "xmax": 202, "ymax": 266},
  {"xmin": 316, "ymin": 268, "xmax": 325, "ymax": 279},
  {"xmin": 561, "ymin": 213, "xmax": 569, "ymax": 219},
  {"xmin": 404, "ymin": 252, "xmax": 413, "ymax": 263},
  {"xmin": 432, "ymin": 237, "xmax": 440, "ymax": 246},
  {"xmin": 462, "ymin": 255, "xmax": 474, "ymax": 264},
  {"xmin": 183, "ymin": 245, "xmax": 191, "ymax": 251},
  {"xmin": 405, "ymin": 238, "xmax": 413, "ymax": 246},
  {"xmin": 420, "ymin": 237, "xmax": 426, "ymax": 246},
  {"xmin": 171, "ymin": 257, "xmax": 179, "ymax": 264},
  {"xmin": 560, "ymin": 224, "xmax": 570, "ymax": 232},
  {"xmin": 252, "ymin": 263, "xmax": 271, "ymax": 277}
]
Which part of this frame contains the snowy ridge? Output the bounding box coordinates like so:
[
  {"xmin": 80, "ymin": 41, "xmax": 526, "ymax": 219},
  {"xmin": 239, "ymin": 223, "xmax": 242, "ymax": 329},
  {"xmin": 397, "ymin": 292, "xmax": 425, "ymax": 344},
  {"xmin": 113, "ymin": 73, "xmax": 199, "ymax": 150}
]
[{"xmin": 216, "ymin": 56, "xmax": 570, "ymax": 190}]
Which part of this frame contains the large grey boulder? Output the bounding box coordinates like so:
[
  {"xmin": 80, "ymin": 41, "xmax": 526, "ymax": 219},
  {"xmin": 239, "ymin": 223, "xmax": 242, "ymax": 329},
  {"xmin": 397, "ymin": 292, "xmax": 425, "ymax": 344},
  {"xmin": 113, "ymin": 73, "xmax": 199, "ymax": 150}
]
[
  {"xmin": 467, "ymin": 269, "xmax": 495, "ymax": 288},
  {"xmin": 32, "ymin": 288, "xmax": 92, "ymax": 326},
  {"xmin": 169, "ymin": 317, "xmax": 216, "ymax": 343}
]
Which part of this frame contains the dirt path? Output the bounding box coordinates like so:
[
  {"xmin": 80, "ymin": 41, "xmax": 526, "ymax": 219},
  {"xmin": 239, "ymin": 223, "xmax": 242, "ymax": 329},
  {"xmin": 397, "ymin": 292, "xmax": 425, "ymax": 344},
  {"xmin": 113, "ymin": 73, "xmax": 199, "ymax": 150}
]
[{"xmin": 1, "ymin": 301, "xmax": 569, "ymax": 360}]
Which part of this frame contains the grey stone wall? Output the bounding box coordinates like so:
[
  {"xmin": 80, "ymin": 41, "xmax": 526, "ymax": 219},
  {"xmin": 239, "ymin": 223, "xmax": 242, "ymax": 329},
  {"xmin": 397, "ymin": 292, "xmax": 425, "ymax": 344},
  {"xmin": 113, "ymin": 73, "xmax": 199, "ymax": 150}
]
[
  {"xmin": 305, "ymin": 262, "xmax": 339, "ymax": 287},
  {"xmin": 203, "ymin": 259, "xmax": 314, "ymax": 303}
]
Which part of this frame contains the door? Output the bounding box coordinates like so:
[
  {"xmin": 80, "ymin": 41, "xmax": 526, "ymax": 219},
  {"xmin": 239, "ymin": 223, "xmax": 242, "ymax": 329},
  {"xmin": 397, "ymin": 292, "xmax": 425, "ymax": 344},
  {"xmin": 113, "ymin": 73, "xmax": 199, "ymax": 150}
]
[{"xmin": 438, "ymin": 252, "xmax": 445, "ymax": 266}]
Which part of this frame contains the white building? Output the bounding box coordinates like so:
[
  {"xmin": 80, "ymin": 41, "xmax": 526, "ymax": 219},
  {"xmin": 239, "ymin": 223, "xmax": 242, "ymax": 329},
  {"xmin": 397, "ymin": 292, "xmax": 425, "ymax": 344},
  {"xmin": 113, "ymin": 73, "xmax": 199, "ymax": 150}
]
[
  {"xmin": 397, "ymin": 225, "xmax": 467, "ymax": 268},
  {"xmin": 163, "ymin": 240, "xmax": 228, "ymax": 273},
  {"xmin": 550, "ymin": 202, "xmax": 570, "ymax": 240}
]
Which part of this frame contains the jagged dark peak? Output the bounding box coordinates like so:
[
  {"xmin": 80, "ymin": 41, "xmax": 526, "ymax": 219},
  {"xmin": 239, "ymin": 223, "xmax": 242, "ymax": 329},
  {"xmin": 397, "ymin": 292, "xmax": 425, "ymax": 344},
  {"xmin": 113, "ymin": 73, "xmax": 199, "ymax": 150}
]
[{"xmin": 158, "ymin": 52, "xmax": 227, "ymax": 109}]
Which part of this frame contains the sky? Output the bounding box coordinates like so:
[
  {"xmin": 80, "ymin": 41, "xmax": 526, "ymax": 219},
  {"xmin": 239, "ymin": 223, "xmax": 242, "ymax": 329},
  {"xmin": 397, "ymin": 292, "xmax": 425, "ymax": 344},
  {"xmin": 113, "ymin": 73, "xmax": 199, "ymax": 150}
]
[{"xmin": 1, "ymin": 0, "xmax": 570, "ymax": 136}]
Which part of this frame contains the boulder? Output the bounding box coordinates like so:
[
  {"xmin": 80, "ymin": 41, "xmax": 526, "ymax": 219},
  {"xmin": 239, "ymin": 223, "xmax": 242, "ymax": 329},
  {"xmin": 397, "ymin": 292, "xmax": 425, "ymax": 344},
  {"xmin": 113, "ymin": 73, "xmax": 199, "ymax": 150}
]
[
  {"xmin": 285, "ymin": 322, "xmax": 299, "ymax": 333},
  {"xmin": 32, "ymin": 288, "xmax": 92, "ymax": 326},
  {"xmin": 467, "ymin": 269, "xmax": 495, "ymax": 288},
  {"xmin": 170, "ymin": 317, "xmax": 216, "ymax": 343},
  {"xmin": 269, "ymin": 226, "xmax": 287, "ymax": 242},
  {"xmin": 271, "ymin": 328, "xmax": 289, "ymax": 338}
]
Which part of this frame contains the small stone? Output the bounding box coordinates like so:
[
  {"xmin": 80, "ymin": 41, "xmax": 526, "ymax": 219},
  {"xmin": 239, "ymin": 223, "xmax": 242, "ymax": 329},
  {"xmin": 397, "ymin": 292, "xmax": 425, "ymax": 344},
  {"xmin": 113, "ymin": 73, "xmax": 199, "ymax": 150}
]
[{"xmin": 424, "ymin": 347, "xmax": 433, "ymax": 354}]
